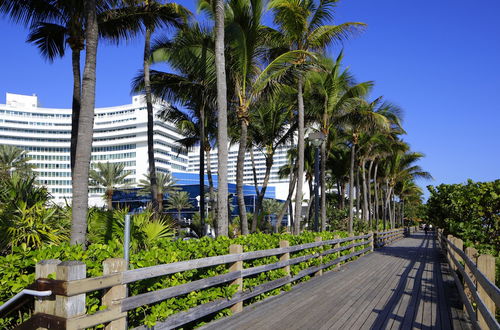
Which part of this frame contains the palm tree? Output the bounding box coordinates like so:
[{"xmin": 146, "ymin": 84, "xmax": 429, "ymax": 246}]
[
  {"xmin": 138, "ymin": 171, "xmax": 178, "ymax": 211},
  {"xmin": 138, "ymin": 23, "xmax": 219, "ymax": 228},
  {"xmin": 89, "ymin": 162, "xmax": 130, "ymax": 210},
  {"xmin": 306, "ymin": 53, "xmax": 372, "ymax": 230},
  {"xmin": 125, "ymin": 0, "xmax": 188, "ymax": 214},
  {"xmin": 248, "ymin": 97, "xmax": 295, "ymax": 232},
  {"xmin": 382, "ymin": 150, "xmax": 432, "ymax": 228},
  {"xmin": 214, "ymin": 0, "xmax": 229, "ymax": 236},
  {"xmin": 166, "ymin": 191, "xmax": 193, "ymax": 223},
  {"xmin": 269, "ymin": 0, "xmax": 366, "ymax": 234},
  {"xmin": 338, "ymin": 97, "xmax": 395, "ymax": 232},
  {"xmin": 0, "ymin": 145, "xmax": 34, "ymax": 178},
  {"xmin": 4, "ymin": 0, "xmax": 142, "ymax": 174},
  {"xmin": 70, "ymin": 0, "xmax": 99, "ymax": 245}
]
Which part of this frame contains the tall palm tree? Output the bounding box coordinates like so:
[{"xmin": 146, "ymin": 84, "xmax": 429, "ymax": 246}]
[
  {"xmin": 166, "ymin": 191, "xmax": 193, "ymax": 223},
  {"xmin": 248, "ymin": 97, "xmax": 295, "ymax": 232},
  {"xmin": 71, "ymin": 0, "xmax": 99, "ymax": 245},
  {"xmin": 338, "ymin": 97, "xmax": 396, "ymax": 232},
  {"xmin": 139, "ymin": 23, "xmax": 219, "ymax": 227},
  {"xmin": 0, "ymin": 145, "xmax": 34, "ymax": 178},
  {"xmin": 214, "ymin": 0, "xmax": 229, "ymax": 236},
  {"xmin": 269, "ymin": 0, "xmax": 366, "ymax": 234},
  {"xmin": 89, "ymin": 162, "xmax": 130, "ymax": 210},
  {"xmin": 126, "ymin": 0, "xmax": 188, "ymax": 214},
  {"xmin": 382, "ymin": 150, "xmax": 432, "ymax": 227},
  {"xmin": 306, "ymin": 53, "xmax": 372, "ymax": 230},
  {"xmin": 138, "ymin": 171, "xmax": 178, "ymax": 211},
  {"xmin": 5, "ymin": 0, "xmax": 142, "ymax": 174}
]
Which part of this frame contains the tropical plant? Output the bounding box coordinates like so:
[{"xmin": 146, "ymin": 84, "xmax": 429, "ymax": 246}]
[
  {"xmin": 248, "ymin": 96, "xmax": 295, "ymax": 232},
  {"xmin": 140, "ymin": 23, "xmax": 219, "ymax": 225},
  {"xmin": 138, "ymin": 171, "xmax": 178, "ymax": 212},
  {"xmin": 89, "ymin": 162, "xmax": 130, "ymax": 210},
  {"xmin": 125, "ymin": 0, "xmax": 188, "ymax": 214},
  {"xmin": 0, "ymin": 174, "xmax": 69, "ymax": 253},
  {"xmin": 87, "ymin": 207, "xmax": 175, "ymax": 251},
  {"xmin": 0, "ymin": 145, "xmax": 34, "ymax": 178},
  {"xmin": 166, "ymin": 191, "xmax": 193, "ymax": 223},
  {"xmin": 214, "ymin": 0, "xmax": 229, "ymax": 236},
  {"xmin": 306, "ymin": 53, "xmax": 372, "ymax": 230},
  {"xmin": 70, "ymin": 0, "xmax": 99, "ymax": 246},
  {"xmin": 1, "ymin": 201, "xmax": 69, "ymax": 252},
  {"xmin": 269, "ymin": 0, "xmax": 366, "ymax": 234}
]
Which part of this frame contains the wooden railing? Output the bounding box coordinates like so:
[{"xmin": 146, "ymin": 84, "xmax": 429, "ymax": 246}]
[
  {"xmin": 436, "ymin": 229, "xmax": 499, "ymax": 330},
  {"xmin": 14, "ymin": 230, "xmax": 408, "ymax": 330},
  {"xmin": 374, "ymin": 228, "xmax": 406, "ymax": 248}
]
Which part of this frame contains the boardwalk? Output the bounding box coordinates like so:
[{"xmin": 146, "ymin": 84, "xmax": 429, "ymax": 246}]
[{"xmin": 202, "ymin": 232, "xmax": 471, "ymax": 330}]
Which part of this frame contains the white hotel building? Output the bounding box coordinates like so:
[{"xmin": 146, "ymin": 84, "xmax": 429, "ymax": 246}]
[
  {"xmin": 0, "ymin": 93, "xmax": 188, "ymax": 205},
  {"xmin": 0, "ymin": 92, "xmax": 296, "ymax": 205}
]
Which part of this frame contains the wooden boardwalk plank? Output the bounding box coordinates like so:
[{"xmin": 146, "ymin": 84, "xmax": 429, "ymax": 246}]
[{"xmin": 200, "ymin": 232, "xmax": 471, "ymax": 330}]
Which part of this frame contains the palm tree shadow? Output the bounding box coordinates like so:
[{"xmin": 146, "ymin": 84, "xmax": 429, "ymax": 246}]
[{"xmin": 368, "ymin": 233, "xmax": 463, "ymax": 329}]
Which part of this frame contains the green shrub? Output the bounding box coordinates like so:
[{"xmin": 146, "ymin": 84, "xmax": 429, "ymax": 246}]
[{"xmin": 0, "ymin": 230, "xmax": 362, "ymax": 329}]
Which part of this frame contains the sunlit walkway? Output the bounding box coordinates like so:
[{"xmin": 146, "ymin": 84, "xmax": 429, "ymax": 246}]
[{"xmin": 202, "ymin": 232, "xmax": 471, "ymax": 329}]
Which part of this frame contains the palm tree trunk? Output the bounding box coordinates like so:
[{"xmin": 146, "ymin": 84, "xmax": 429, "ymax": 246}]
[
  {"xmin": 70, "ymin": 49, "xmax": 81, "ymax": 175},
  {"xmin": 70, "ymin": 0, "xmax": 98, "ymax": 246},
  {"xmin": 361, "ymin": 159, "xmax": 369, "ymax": 224},
  {"xmin": 373, "ymin": 161, "xmax": 379, "ymax": 227},
  {"xmin": 340, "ymin": 181, "xmax": 346, "ymax": 209},
  {"xmin": 355, "ymin": 166, "xmax": 360, "ymax": 220},
  {"xmin": 252, "ymin": 155, "xmax": 274, "ymax": 233},
  {"xmin": 250, "ymin": 148, "xmax": 259, "ymax": 232},
  {"xmin": 320, "ymin": 141, "xmax": 326, "ymax": 231},
  {"xmin": 367, "ymin": 159, "xmax": 373, "ymax": 224},
  {"xmin": 294, "ymin": 76, "xmax": 305, "ymax": 235},
  {"xmin": 275, "ymin": 168, "xmax": 297, "ymax": 232},
  {"xmin": 144, "ymin": 27, "xmax": 159, "ymax": 213},
  {"xmin": 106, "ymin": 190, "xmax": 113, "ymax": 210},
  {"xmin": 336, "ymin": 180, "xmax": 341, "ymax": 208},
  {"xmin": 348, "ymin": 143, "xmax": 355, "ymax": 232},
  {"xmin": 158, "ymin": 193, "xmax": 163, "ymax": 212},
  {"xmin": 205, "ymin": 147, "xmax": 215, "ymax": 219},
  {"xmin": 236, "ymin": 119, "xmax": 249, "ymax": 235},
  {"xmin": 215, "ymin": 0, "xmax": 229, "ymax": 236},
  {"xmin": 199, "ymin": 106, "xmax": 205, "ymax": 234}
]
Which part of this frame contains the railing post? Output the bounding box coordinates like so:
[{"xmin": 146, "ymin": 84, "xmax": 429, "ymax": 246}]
[
  {"xmin": 477, "ymin": 254, "xmax": 496, "ymax": 329},
  {"xmin": 349, "ymin": 233, "xmax": 355, "ymax": 254},
  {"xmin": 55, "ymin": 261, "xmax": 86, "ymax": 327},
  {"xmin": 315, "ymin": 237, "xmax": 323, "ymax": 277},
  {"xmin": 229, "ymin": 244, "xmax": 243, "ymax": 314},
  {"xmin": 463, "ymin": 247, "xmax": 478, "ymax": 316},
  {"xmin": 373, "ymin": 232, "xmax": 378, "ymax": 249},
  {"xmin": 447, "ymin": 235, "xmax": 454, "ymax": 270},
  {"xmin": 35, "ymin": 259, "xmax": 61, "ymax": 320},
  {"xmin": 279, "ymin": 240, "xmax": 290, "ymax": 277},
  {"xmin": 368, "ymin": 232, "xmax": 374, "ymax": 252},
  {"xmin": 334, "ymin": 235, "xmax": 341, "ymax": 267},
  {"xmin": 102, "ymin": 258, "xmax": 127, "ymax": 330}
]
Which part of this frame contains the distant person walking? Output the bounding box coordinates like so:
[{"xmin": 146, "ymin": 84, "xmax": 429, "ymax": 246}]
[{"xmin": 424, "ymin": 224, "xmax": 429, "ymax": 236}]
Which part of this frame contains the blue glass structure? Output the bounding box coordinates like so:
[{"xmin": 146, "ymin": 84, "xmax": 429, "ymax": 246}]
[{"xmin": 112, "ymin": 172, "xmax": 280, "ymax": 221}]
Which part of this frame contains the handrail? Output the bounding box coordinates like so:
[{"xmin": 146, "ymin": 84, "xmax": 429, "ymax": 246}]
[
  {"xmin": 6, "ymin": 230, "xmax": 408, "ymax": 329},
  {"xmin": 0, "ymin": 289, "xmax": 52, "ymax": 313},
  {"xmin": 437, "ymin": 229, "xmax": 499, "ymax": 330}
]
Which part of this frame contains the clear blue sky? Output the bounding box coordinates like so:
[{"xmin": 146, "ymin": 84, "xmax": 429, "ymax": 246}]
[{"xmin": 1, "ymin": 0, "xmax": 499, "ymax": 197}]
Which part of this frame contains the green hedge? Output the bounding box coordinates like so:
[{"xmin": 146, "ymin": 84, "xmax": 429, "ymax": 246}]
[{"xmin": 0, "ymin": 230, "xmax": 368, "ymax": 329}]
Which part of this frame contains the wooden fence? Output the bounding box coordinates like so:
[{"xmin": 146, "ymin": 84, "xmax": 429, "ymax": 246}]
[
  {"xmin": 436, "ymin": 229, "xmax": 499, "ymax": 330},
  {"xmin": 374, "ymin": 228, "xmax": 406, "ymax": 248},
  {"xmin": 15, "ymin": 229, "xmax": 406, "ymax": 330}
]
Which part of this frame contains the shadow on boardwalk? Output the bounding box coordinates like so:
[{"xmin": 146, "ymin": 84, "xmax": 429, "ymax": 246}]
[
  {"xmin": 370, "ymin": 233, "xmax": 470, "ymax": 329},
  {"xmin": 201, "ymin": 232, "xmax": 471, "ymax": 330}
]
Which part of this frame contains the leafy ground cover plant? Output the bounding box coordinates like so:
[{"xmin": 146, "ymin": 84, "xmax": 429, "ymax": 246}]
[{"xmin": 0, "ymin": 230, "xmax": 370, "ymax": 328}]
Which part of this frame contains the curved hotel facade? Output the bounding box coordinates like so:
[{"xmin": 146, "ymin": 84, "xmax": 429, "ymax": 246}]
[{"xmin": 0, "ymin": 93, "xmax": 188, "ymax": 205}]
